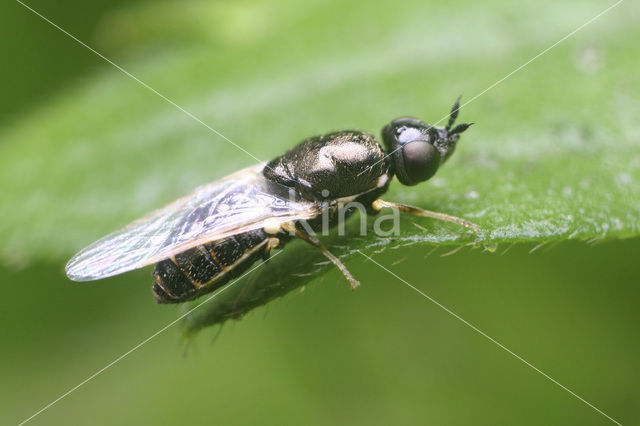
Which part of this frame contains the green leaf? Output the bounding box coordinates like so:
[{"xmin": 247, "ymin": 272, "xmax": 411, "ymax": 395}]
[{"xmin": 1, "ymin": 0, "xmax": 638, "ymax": 334}]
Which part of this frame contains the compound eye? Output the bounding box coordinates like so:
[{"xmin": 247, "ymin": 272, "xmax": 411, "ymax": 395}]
[{"xmin": 398, "ymin": 141, "xmax": 441, "ymax": 185}]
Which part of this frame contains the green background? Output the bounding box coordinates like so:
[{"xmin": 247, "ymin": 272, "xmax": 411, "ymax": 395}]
[{"xmin": 1, "ymin": 0, "xmax": 638, "ymax": 425}]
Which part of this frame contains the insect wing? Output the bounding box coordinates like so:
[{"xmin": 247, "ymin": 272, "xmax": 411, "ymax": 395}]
[{"xmin": 66, "ymin": 164, "xmax": 318, "ymax": 281}]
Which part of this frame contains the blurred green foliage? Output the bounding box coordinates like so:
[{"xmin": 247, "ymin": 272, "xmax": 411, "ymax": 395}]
[{"xmin": 1, "ymin": 0, "xmax": 638, "ymax": 425}]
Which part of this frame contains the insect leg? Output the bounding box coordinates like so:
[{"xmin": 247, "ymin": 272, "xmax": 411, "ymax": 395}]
[
  {"xmin": 233, "ymin": 237, "xmax": 280, "ymax": 308},
  {"xmin": 262, "ymin": 237, "xmax": 280, "ymax": 261},
  {"xmin": 285, "ymin": 224, "xmax": 360, "ymax": 290},
  {"xmin": 372, "ymin": 199, "xmax": 480, "ymax": 233}
]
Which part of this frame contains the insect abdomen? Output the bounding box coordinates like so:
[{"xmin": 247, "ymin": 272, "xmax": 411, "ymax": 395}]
[{"xmin": 152, "ymin": 229, "xmax": 270, "ymax": 303}]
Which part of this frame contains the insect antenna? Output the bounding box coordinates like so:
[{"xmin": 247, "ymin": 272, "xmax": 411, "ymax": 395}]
[
  {"xmin": 449, "ymin": 122, "xmax": 474, "ymax": 135},
  {"xmin": 445, "ymin": 96, "xmax": 462, "ymax": 132}
]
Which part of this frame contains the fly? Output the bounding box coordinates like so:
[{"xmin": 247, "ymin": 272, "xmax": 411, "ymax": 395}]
[{"xmin": 66, "ymin": 98, "xmax": 478, "ymax": 303}]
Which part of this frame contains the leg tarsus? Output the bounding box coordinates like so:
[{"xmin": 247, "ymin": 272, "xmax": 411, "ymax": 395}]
[
  {"xmin": 372, "ymin": 199, "xmax": 480, "ymax": 233},
  {"xmin": 286, "ymin": 224, "xmax": 360, "ymax": 290}
]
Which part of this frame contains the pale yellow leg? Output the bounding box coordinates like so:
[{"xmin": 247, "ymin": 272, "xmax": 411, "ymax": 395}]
[
  {"xmin": 284, "ymin": 223, "xmax": 360, "ymax": 290},
  {"xmin": 232, "ymin": 237, "xmax": 280, "ymax": 308},
  {"xmin": 372, "ymin": 199, "xmax": 480, "ymax": 233}
]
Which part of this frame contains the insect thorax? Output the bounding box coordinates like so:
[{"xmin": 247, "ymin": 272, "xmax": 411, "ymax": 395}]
[{"xmin": 263, "ymin": 131, "xmax": 391, "ymax": 201}]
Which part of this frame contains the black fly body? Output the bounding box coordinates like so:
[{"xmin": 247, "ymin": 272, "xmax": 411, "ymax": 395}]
[{"xmin": 66, "ymin": 99, "xmax": 477, "ymax": 303}]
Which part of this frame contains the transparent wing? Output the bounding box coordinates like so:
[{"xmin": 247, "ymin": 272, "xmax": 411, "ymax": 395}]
[{"xmin": 66, "ymin": 164, "xmax": 319, "ymax": 281}]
